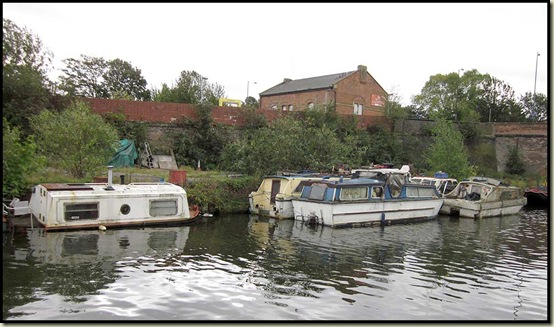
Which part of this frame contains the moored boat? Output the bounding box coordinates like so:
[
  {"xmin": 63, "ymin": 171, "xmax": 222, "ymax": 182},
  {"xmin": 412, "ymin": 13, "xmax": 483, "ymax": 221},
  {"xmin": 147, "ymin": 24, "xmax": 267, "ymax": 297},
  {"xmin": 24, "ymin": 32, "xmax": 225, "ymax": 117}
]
[
  {"xmin": 291, "ymin": 177, "xmax": 443, "ymax": 228},
  {"xmin": 249, "ymin": 173, "xmax": 341, "ymax": 219},
  {"xmin": 27, "ymin": 167, "xmax": 199, "ymax": 231},
  {"xmin": 440, "ymin": 176, "xmax": 527, "ymax": 219},
  {"xmin": 410, "ymin": 171, "xmax": 458, "ymax": 196},
  {"xmin": 524, "ymin": 186, "xmax": 548, "ymax": 208}
]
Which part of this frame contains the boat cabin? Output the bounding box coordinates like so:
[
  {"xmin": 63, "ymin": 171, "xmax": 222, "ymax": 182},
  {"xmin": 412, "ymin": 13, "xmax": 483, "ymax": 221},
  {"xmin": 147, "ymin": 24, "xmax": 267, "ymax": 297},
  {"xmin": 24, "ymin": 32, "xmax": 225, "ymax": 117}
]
[
  {"xmin": 29, "ymin": 182, "xmax": 198, "ymax": 231},
  {"xmin": 299, "ymin": 178, "xmax": 439, "ymax": 202}
]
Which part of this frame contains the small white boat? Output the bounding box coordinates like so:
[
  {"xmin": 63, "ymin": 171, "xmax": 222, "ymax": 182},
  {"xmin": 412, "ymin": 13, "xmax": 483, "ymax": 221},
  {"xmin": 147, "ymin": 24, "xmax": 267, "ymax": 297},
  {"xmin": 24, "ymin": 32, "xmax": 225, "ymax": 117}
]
[
  {"xmin": 291, "ymin": 176, "xmax": 444, "ymax": 228},
  {"xmin": 439, "ymin": 176, "xmax": 527, "ymax": 219},
  {"xmin": 351, "ymin": 164, "xmax": 411, "ymax": 180},
  {"xmin": 411, "ymin": 172, "xmax": 458, "ymax": 196},
  {"xmin": 249, "ymin": 173, "xmax": 341, "ymax": 219},
  {"xmin": 28, "ymin": 167, "xmax": 199, "ymax": 231}
]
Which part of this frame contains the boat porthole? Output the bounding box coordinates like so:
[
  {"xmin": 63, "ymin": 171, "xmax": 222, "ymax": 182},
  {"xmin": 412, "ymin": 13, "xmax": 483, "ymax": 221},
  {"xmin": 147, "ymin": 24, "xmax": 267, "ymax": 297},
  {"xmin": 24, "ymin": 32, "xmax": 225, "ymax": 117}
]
[{"xmin": 121, "ymin": 204, "xmax": 131, "ymax": 215}]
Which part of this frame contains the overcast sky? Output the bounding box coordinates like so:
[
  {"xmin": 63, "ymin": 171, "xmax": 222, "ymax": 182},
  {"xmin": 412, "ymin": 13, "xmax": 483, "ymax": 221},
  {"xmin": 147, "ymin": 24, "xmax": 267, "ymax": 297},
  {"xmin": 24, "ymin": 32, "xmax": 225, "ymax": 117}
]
[{"xmin": 3, "ymin": 3, "xmax": 549, "ymax": 105}]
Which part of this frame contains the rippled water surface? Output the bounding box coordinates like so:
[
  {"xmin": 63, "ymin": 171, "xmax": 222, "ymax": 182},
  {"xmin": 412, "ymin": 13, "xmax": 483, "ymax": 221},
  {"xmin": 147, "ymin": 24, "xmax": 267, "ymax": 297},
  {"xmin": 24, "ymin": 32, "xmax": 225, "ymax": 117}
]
[{"xmin": 3, "ymin": 208, "xmax": 548, "ymax": 321}]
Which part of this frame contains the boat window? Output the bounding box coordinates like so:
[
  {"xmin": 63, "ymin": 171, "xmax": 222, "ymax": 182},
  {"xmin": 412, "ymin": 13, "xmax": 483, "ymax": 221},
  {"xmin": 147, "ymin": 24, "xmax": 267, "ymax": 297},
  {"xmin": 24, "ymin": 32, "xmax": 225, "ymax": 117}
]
[
  {"xmin": 371, "ymin": 187, "xmax": 383, "ymax": 199},
  {"xmin": 64, "ymin": 203, "xmax": 99, "ymax": 221},
  {"xmin": 500, "ymin": 190, "xmax": 516, "ymax": 200},
  {"xmin": 120, "ymin": 204, "xmax": 131, "ymax": 215},
  {"xmin": 340, "ymin": 187, "xmax": 368, "ymax": 201},
  {"xmin": 308, "ymin": 185, "xmax": 327, "ymax": 200},
  {"xmin": 406, "ymin": 186, "xmax": 437, "ymax": 198},
  {"xmin": 150, "ymin": 199, "xmax": 178, "ymax": 216}
]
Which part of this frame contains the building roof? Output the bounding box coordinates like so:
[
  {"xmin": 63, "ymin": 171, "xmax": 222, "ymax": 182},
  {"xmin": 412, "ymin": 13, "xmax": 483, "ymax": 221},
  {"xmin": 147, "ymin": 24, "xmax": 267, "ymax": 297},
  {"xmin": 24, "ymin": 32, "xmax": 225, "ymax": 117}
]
[{"xmin": 259, "ymin": 70, "xmax": 356, "ymax": 96}]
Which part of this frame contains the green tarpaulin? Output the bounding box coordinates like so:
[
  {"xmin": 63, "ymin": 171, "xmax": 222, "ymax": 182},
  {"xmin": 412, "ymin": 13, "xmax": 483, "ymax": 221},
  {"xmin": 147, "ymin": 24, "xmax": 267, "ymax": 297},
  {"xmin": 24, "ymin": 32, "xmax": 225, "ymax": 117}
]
[{"xmin": 108, "ymin": 139, "xmax": 138, "ymax": 168}]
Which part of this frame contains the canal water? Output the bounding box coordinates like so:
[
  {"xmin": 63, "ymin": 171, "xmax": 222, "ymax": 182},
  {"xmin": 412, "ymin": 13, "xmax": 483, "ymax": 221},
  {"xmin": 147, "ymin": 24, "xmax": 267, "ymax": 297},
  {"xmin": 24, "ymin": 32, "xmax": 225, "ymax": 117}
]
[{"xmin": 2, "ymin": 208, "xmax": 548, "ymax": 321}]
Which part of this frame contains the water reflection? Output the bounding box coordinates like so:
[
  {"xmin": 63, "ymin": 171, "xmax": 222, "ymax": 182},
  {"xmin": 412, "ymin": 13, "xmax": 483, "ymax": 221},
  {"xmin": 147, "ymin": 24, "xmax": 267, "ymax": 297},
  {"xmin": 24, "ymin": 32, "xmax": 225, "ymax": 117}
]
[
  {"xmin": 3, "ymin": 210, "xmax": 548, "ymax": 321},
  {"xmin": 3, "ymin": 226, "xmax": 191, "ymax": 318}
]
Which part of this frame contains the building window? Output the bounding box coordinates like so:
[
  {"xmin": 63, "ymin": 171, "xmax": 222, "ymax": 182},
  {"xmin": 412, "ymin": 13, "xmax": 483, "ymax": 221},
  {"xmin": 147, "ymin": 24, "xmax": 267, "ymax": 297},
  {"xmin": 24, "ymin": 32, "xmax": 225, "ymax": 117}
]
[
  {"xmin": 289, "ymin": 105, "xmax": 294, "ymax": 111},
  {"xmin": 353, "ymin": 103, "xmax": 363, "ymax": 115},
  {"xmin": 271, "ymin": 105, "xmax": 277, "ymax": 110},
  {"xmin": 282, "ymin": 105, "xmax": 287, "ymax": 111},
  {"xmin": 308, "ymin": 102, "xmax": 314, "ymax": 109}
]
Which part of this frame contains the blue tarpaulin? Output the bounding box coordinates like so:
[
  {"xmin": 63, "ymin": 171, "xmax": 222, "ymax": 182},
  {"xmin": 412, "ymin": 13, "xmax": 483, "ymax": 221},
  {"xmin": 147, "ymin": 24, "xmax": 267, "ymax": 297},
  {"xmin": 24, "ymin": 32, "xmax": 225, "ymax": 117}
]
[{"xmin": 108, "ymin": 139, "xmax": 138, "ymax": 168}]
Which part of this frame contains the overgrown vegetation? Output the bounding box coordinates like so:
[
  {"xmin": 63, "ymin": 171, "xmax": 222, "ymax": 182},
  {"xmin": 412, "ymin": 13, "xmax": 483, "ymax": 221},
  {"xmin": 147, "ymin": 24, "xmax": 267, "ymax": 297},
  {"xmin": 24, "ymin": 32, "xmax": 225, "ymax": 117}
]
[
  {"xmin": 505, "ymin": 145, "xmax": 526, "ymax": 176},
  {"xmin": 424, "ymin": 118, "xmax": 476, "ymax": 180},
  {"xmin": 3, "ymin": 118, "xmax": 45, "ymax": 198},
  {"xmin": 30, "ymin": 100, "xmax": 119, "ymax": 178}
]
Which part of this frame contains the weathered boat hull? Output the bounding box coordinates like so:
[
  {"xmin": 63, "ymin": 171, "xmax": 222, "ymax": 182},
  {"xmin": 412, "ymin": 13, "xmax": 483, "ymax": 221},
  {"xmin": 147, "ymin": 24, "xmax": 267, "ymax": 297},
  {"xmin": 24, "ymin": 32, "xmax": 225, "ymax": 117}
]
[
  {"xmin": 249, "ymin": 175, "xmax": 341, "ymax": 219},
  {"xmin": 440, "ymin": 198, "xmax": 527, "ymax": 219},
  {"xmin": 292, "ymin": 198, "xmax": 444, "ymax": 228},
  {"xmin": 440, "ymin": 177, "xmax": 527, "ymax": 219}
]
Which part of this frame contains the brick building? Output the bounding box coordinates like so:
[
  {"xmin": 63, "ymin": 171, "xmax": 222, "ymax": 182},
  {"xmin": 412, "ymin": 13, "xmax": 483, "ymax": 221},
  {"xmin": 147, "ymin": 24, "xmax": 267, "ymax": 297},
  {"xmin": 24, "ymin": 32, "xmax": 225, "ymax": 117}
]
[{"xmin": 259, "ymin": 65, "xmax": 388, "ymax": 117}]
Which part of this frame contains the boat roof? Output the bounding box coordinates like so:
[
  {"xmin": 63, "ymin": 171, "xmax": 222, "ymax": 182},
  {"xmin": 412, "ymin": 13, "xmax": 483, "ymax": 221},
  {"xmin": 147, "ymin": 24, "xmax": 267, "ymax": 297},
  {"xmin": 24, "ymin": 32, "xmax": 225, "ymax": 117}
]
[
  {"xmin": 37, "ymin": 182, "xmax": 187, "ymax": 195},
  {"xmin": 313, "ymin": 178, "xmax": 383, "ymax": 187},
  {"xmin": 262, "ymin": 174, "xmax": 334, "ymax": 180},
  {"xmin": 464, "ymin": 176, "xmax": 503, "ymax": 186},
  {"xmin": 412, "ymin": 176, "xmax": 457, "ymax": 182},
  {"xmin": 351, "ymin": 164, "xmax": 410, "ymax": 175}
]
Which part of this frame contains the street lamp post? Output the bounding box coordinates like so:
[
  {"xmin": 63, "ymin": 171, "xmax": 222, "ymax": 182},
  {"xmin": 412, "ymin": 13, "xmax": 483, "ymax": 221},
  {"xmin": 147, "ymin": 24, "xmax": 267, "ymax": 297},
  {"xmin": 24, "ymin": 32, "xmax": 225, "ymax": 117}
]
[
  {"xmin": 456, "ymin": 69, "xmax": 463, "ymax": 121},
  {"xmin": 533, "ymin": 52, "xmax": 540, "ymax": 113},
  {"xmin": 247, "ymin": 81, "xmax": 257, "ymax": 99},
  {"xmin": 200, "ymin": 77, "xmax": 208, "ymax": 103}
]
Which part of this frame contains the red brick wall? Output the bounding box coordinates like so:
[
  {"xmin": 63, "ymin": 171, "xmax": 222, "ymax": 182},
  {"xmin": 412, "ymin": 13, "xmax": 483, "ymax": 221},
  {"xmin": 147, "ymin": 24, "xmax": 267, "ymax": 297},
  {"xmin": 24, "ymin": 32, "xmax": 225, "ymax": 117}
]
[
  {"xmin": 493, "ymin": 122, "xmax": 548, "ymax": 136},
  {"xmin": 259, "ymin": 89, "xmax": 336, "ymax": 112},
  {"xmin": 84, "ymin": 97, "xmax": 393, "ymax": 131},
  {"xmin": 333, "ymin": 69, "xmax": 387, "ymax": 116},
  {"xmin": 82, "ymin": 98, "xmax": 199, "ymax": 123}
]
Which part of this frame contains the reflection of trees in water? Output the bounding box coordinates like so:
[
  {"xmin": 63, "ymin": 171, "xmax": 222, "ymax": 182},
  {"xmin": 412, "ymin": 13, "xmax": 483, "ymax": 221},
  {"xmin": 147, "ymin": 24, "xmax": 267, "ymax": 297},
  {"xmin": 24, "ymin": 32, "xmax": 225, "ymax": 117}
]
[
  {"xmin": 216, "ymin": 217, "xmax": 445, "ymax": 298},
  {"xmin": 426, "ymin": 213, "xmax": 547, "ymax": 284},
  {"xmin": 39, "ymin": 261, "xmax": 118, "ymax": 301}
]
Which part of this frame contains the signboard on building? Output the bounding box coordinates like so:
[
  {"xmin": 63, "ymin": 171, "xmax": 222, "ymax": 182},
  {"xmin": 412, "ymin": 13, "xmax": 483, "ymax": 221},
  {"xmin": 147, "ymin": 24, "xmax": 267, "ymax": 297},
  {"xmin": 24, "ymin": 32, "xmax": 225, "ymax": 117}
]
[{"xmin": 371, "ymin": 94, "xmax": 385, "ymax": 107}]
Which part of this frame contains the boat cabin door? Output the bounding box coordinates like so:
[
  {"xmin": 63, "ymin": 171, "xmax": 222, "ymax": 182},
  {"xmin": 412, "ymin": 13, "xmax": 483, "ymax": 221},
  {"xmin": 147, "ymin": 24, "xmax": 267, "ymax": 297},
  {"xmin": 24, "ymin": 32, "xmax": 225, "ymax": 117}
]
[{"xmin": 270, "ymin": 180, "xmax": 281, "ymax": 204}]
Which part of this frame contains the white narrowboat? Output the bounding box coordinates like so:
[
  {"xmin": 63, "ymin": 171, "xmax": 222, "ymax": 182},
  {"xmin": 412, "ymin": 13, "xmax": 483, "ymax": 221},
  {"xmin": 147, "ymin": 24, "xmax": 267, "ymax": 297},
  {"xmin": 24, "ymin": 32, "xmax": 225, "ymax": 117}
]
[{"xmin": 28, "ymin": 169, "xmax": 199, "ymax": 231}]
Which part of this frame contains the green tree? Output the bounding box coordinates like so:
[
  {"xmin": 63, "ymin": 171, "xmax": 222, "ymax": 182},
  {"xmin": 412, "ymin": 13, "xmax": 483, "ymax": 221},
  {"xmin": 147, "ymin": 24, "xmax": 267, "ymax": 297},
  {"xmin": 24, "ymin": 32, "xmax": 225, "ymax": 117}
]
[
  {"xmin": 243, "ymin": 96, "xmax": 259, "ymax": 108},
  {"xmin": 103, "ymin": 58, "xmax": 151, "ymax": 100},
  {"xmin": 412, "ymin": 69, "xmax": 526, "ymax": 137},
  {"xmin": 384, "ymin": 87, "xmax": 410, "ymax": 119},
  {"xmin": 30, "ymin": 100, "xmax": 119, "ymax": 178},
  {"xmin": 59, "ymin": 55, "xmax": 108, "ymax": 98},
  {"xmin": 151, "ymin": 70, "xmax": 225, "ymax": 105},
  {"xmin": 3, "ymin": 118, "xmax": 45, "ymax": 198},
  {"xmin": 3, "ymin": 18, "xmax": 53, "ymax": 135},
  {"xmin": 424, "ymin": 118, "xmax": 475, "ymax": 180},
  {"xmin": 171, "ymin": 104, "xmax": 232, "ymax": 169},
  {"xmin": 59, "ymin": 55, "xmax": 150, "ymax": 100},
  {"xmin": 505, "ymin": 145, "xmax": 525, "ymax": 175},
  {"xmin": 519, "ymin": 92, "xmax": 547, "ymax": 122},
  {"xmin": 103, "ymin": 111, "xmax": 149, "ymax": 151},
  {"xmin": 477, "ymin": 76, "xmax": 523, "ymax": 122},
  {"xmin": 413, "ymin": 72, "xmax": 465, "ymax": 121},
  {"xmin": 220, "ymin": 115, "xmax": 350, "ymax": 176}
]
